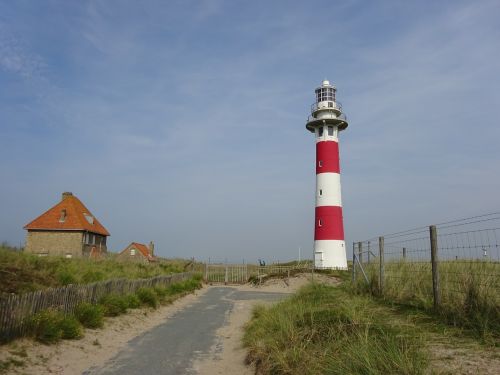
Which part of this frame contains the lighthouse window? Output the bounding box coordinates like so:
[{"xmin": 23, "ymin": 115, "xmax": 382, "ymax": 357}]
[
  {"xmin": 318, "ymin": 219, "xmax": 323, "ymax": 227},
  {"xmin": 319, "ymin": 189, "xmax": 323, "ymax": 196},
  {"xmin": 318, "ymin": 160, "xmax": 323, "ymax": 167},
  {"xmin": 328, "ymin": 126, "xmax": 334, "ymax": 136},
  {"xmin": 318, "ymin": 127, "xmax": 323, "ymax": 137}
]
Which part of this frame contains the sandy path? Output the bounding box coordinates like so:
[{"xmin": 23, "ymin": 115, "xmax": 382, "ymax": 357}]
[{"xmin": 193, "ymin": 273, "xmax": 338, "ymax": 374}]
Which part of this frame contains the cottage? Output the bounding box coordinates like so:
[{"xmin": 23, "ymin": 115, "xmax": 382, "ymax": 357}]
[
  {"xmin": 24, "ymin": 192, "xmax": 110, "ymax": 258},
  {"xmin": 117, "ymin": 242, "xmax": 156, "ymax": 263}
]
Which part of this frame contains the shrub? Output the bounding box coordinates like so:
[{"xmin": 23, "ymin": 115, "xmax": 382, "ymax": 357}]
[
  {"xmin": 136, "ymin": 287, "xmax": 158, "ymax": 308},
  {"xmin": 125, "ymin": 294, "xmax": 141, "ymax": 309},
  {"xmin": 74, "ymin": 303, "xmax": 104, "ymax": 328},
  {"xmin": 153, "ymin": 286, "xmax": 169, "ymax": 302},
  {"xmin": 81, "ymin": 270, "xmax": 105, "ymax": 283},
  {"xmin": 59, "ymin": 315, "xmax": 83, "ymax": 339},
  {"xmin": 99, "ymin": 294, "xmax": 129, "ymax": 316},
  {"xmin": 29, "ymin": 310, "xmax": 64, "ymax": 344},
  {"xmin": 57, "ymin": 270, "xmax": 78, "ymax": 285}
]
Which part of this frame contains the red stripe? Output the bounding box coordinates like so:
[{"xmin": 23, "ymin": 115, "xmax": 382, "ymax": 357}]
[
  {"xmin": 314, "ymin": 206, "xmax": 344, "ymax": 240},
  {"xmin": 316, "ymin": 141, "xmax": 340, "ymax": 174}
]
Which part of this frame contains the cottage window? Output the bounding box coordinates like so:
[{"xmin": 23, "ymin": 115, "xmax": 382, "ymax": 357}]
[
  {"xmin": 59, "ymin": 209, "xmax": 67, "ymax": 223},
  {"xmin": 130, "ymin": 249, "xmax": 136, "ymax": 256}
]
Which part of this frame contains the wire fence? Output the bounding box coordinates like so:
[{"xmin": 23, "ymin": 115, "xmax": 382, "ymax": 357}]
[{"xmin": 352, "ymin": 213, "xmax": 500, "ymax": 315}]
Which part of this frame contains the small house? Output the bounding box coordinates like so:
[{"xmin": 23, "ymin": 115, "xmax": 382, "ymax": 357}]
[
  {"xmin": 117, "ymin": 242, "xmax": 156, "ymax": 263},
  {"xmin": 23, "ymin": 192, "xmax": 110, "ymax": 258}
]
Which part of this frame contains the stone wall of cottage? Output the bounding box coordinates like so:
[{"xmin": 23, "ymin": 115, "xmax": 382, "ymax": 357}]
[{"xmin": 25, "ymin": 231, "xmax": 84, "ymax": 258}]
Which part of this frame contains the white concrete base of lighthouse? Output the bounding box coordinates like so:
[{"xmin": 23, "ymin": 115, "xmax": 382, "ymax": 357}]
[{"xmin": 314, "ymin": 240, "xmax": 348, "ymax": 270}]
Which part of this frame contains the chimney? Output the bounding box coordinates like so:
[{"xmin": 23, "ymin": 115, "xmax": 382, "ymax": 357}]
[
  {"xmin": 149, "ymin": 241, "xmax": 155, "ymax": 256},
  {"xmin": 62, "ymin": 192, "xmax": 73, "ymax": 201}
]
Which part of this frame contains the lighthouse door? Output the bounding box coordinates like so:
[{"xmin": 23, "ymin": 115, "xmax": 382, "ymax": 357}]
[{"xmin": 315, "ymin": 251, "xmax": 323, "ymax": 268}]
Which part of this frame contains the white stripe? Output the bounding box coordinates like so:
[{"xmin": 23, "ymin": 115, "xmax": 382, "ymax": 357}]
[
  {"xmin": 314, "ymin": 240, "xmax": 347, "ymax": 269},
  {"xmin": 315, "ymin": 172, "xmax": 342, "ymax": 207}
]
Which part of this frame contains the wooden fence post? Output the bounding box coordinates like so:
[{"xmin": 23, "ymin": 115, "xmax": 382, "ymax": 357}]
[
  {"xmin": 367, "ymin": 241, "xmax": 371, "ymax": 263},
  {"xmin": 379, "ymin": 236, "xmax": 384, "ymax": 295},
  {"xmin": 204, "ymin": 263, "xmax": 208, "ymax": 282},
  {"xmin": 224, "ymin": 265, "xmax": 228, "ymax": 285},
  {"xmin": 403, "ymin": 247, "xmax": 406, "ymax": 259},
  {"xmin": 430, "ymin": 225, "xmax": 441, "ymax": 310},
  {"xmin": 358, "ymin": 242, "xmax": 363, "ymax": 264},
  {"xmin": 352, "ymin": 242, "xmax": 356, "ymax": 282}
]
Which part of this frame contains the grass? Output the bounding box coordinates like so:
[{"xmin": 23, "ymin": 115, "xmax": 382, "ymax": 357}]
[
  {"xmin": 74, "ymin": 303, "xmax": 105, "ymax": 328},
  {"xmin": 29, "ymin": 310, "xmax": 83, "ymax": 344},
  {"xmin": 244, "ymin": 283, "xmax": 428, "ymax": 374},
  {"xmin": 0, "ymin": 244, "xmax": 193, "ymax": 293},
  {"xmin": 351, "ymin": 260, "xmax": 500, "ymax": 342},
  {"xmin": 22, "ymin": 275, "xmax": 203, "ymax": 345}
]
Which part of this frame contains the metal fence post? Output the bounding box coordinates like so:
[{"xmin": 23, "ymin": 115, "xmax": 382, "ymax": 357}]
[
  {"xmin": 367, "ymin": 241, "xmax": 371, "ymax": 263},
  {"xmin": 379, "ymin": 236, "xmax": 384, "ymax": 295},
  {"xmin": 358, "ymin": 242, "xmax": 363, "ymax": 264},
  {"xmin": 430, "ymin": 225, "xmax": 440, "ymax": 310},
  {"xmin": 352, "ymin": 242, "xmax": 356, "ymax": 282}
]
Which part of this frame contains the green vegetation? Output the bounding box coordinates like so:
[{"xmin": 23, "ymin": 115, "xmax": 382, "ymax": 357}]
[
  {"xmin": 99, "ymin": 294, "xmax": 130, "ymax": 316},
  {"xmin": 0, "ymin": 244, "xmax": 193, "ymax": 293},
  {"xmin": 244, "ymin": 283, "xmax": 428, "ymax": 375},
  {"xmin": 74, "ymin": 303, "xmax": 105, "ymax": 328},
  {"xmin": 29, "ymin": 310, "xmax": 83, "ymax": 344},
  {"xmin": 136, "ymin": 287, "xmax": 159, "ymax": 308},
  {"xmin": 125, "ymin": 293, "xmax": 141, "ymax": 309},
  {"xmin": 351, "ymin": 260, "xmax": 499, "ymax": 341},
  {"xmin": 23, "ymin": 276, "xmax": 203, "ymax": 345}
]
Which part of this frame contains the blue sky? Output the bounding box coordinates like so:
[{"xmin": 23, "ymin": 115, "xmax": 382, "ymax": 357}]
[{"xmin": 1, "ymin": 0, "xmax": 499, "ymax": 262}]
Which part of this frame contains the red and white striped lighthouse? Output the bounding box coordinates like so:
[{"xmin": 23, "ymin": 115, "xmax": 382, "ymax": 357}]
[{"xmin": 306, "ymin": 80, "xmax": 348, "ymax": 270}]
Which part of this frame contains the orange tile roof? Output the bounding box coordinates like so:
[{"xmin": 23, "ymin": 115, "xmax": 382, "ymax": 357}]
[
  {"xmin": 24, "ymin": 193, "xmax": 110, "ymax": 236},
  {"xmin": 120, "ymin": 242, "xmax": 155, "ymax": 260}
]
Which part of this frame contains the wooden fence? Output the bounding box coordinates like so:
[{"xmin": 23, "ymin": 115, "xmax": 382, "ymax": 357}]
[{"xmin": 0, "ymin": 272, "xmax": 194, "ymax": 342}]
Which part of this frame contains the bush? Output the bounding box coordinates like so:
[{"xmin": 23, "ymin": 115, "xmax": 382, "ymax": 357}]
[
  {"xmin": 57, "ymin": 270, "xmax": 78, "ymax": 285},
  {"xmin": 136, "ymin": 287, "xmax": 158, "ymax": 308},
  {"xmin": 30, "ymin": 310, "xmax": 64, "ymax": 344},
  {"xmin": 99, "ymin": 294, "xmax": 129, "ymax": 316},
  {"xmin": 81, "ymin": 270, "xmax": 105, "ymax": 283},
  {"xmin": 74, "ymin": 303, "xmax": 104, "ymax": 328},
  {"xmin": 59, "ymin": 315, "xmax": 83, "ymax": 339},
  {"xmin": 125, "ymin": 294, "xmax": 141, "ymax": 309}
]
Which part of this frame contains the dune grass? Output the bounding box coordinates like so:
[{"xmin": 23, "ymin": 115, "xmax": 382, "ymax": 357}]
[
  {"xmin": 0, "ymin": 245, "xmax": 192, "ymax": 294},
  {"xmin": 351, "ymin": 260, "xmax": 499, "ymax": 342},
  {"xmin": 244, "ymin": 283, "xmax": 428, "ymax": 375}
]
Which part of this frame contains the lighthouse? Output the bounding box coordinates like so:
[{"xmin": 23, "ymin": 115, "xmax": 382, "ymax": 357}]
[{"xmin": 306, "ymin": 80, "xmax": 348, "ymax": 270}]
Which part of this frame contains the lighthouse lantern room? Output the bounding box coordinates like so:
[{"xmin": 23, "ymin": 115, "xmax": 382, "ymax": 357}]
[{"xmin": 306, "ymin": 80, "xmax": 348, "ymax": 270}]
